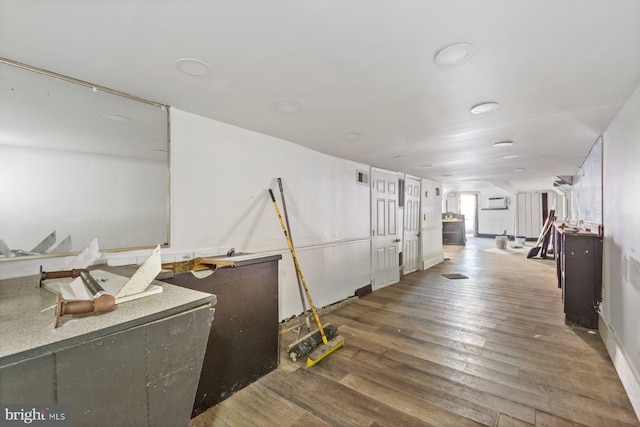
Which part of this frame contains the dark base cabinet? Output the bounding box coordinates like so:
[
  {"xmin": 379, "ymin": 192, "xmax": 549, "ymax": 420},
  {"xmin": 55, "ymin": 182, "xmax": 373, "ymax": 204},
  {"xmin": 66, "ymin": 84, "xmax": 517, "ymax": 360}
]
[
  {"xmin": 442, "ymin": 213, "xmax": 466, "ymax": 245},
  {"xmin": 554, "ymin": 225, "xmax": 603, "ymax": 329},
  {"xmin": 0, "ymin": 304, "xmax": 213, "ymax": 427},
  {"xmin": 164, "ymin": 254, "xmax": 281, "ymax": 417}
]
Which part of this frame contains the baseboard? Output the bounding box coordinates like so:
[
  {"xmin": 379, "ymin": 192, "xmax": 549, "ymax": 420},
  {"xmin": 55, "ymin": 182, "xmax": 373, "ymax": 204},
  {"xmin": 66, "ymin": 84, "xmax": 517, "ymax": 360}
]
[
  {"xmin": 422, "ymin": 252, "xmax": 444, "ymax": 270},
  {"xmin": 600, "ymin": 314, "xmax": 640, "ymax": 420}
]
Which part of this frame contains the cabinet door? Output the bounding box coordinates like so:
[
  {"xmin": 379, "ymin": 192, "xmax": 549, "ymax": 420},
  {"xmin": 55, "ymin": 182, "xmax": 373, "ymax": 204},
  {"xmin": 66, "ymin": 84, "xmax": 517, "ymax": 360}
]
[
  {"xmin": 56, "ymin": 327, "xmax": 149, "ymax": 426},
  {"xmin": 563, "ymin": 236, "xmax": 600, "ymax": 328},
  {"xmin": 0, "ymin": 353, "xmax": 55, "ymax": 403},
  {"xmin": 55, "ymin": 306, "xmax": 211, "ymax": 426}
]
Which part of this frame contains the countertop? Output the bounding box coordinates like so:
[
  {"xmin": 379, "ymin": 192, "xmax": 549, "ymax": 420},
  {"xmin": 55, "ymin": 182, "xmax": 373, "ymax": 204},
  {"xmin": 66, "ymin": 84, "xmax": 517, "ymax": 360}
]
[
  {"xmin": 553, "ymin": 221, "xmax": 602, "ymax": 237},
  {"xmin": 204, "ymin": 253, "xmax": 282, "ymax": 267},
  {"xmin": 0, "ymin": 265, "xmax": 216, "ymax": 367}
]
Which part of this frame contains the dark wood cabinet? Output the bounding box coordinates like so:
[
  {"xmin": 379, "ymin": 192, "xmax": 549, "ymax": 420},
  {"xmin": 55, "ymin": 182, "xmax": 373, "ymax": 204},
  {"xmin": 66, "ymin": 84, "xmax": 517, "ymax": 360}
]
[
  {"xmin": 442, "ymin": 213, "xmax": 466, "ymax": 245},
  {"xmin": 554, "ymin": 224, "xmax": 603, "ymax": 329},
  {"xmin": 164, "ymin": 254, "xmax": 281, "ymax": 417}
]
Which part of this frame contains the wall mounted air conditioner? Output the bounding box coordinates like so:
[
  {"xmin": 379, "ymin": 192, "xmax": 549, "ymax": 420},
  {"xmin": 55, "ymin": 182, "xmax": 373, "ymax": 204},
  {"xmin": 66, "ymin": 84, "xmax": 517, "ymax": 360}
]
[{"xmin": 487, "ymin": 197, "xmax": 507, "ymax": 209}]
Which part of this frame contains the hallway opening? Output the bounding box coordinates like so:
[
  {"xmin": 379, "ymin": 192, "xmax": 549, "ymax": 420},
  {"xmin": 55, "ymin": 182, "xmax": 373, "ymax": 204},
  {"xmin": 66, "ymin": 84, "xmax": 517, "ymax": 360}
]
[{"xmin": 460, "ymin": 194, "xmax": 477, "ymax": 237}]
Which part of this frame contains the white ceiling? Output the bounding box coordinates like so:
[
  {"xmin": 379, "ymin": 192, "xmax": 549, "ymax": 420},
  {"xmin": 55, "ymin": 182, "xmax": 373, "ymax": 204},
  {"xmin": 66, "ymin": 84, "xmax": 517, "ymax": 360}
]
[{"xmin": 1, "ymin": 0, "xmax": 639, "ymax": 192}]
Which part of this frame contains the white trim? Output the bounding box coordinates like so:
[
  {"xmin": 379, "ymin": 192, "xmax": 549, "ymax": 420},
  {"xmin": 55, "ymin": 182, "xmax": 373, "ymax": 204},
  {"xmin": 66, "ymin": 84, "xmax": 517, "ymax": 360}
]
[
  {"xmin": 600, "ymin": 314, "xmax": 640, "ymax": 421},
  {"xmin": 422, "ymin": 252, "xmax": 444, "ymax": 270}
]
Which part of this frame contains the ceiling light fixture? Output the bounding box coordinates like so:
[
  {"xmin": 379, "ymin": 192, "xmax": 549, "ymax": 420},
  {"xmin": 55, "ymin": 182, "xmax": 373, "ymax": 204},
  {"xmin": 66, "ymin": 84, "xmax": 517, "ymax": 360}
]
[
  {"xmin": 343, "ymin": 132, "xmax": 362, "ymax": 140},
  {"xmin": 175, "ymin": 58, "xmax": 213, "ymax": 76},
  {"xmin": 470, "ymin": 102, "xmax": 499, "ymax": 114},
  {"xmin": 493, "ymin": 140, "xmax": 514, "ymax": 147},
  {"xmin": 502, "ymin": 154, "xmax": 519, "ymax": 159},
  {"xmin": 434, "ymin": 43, "xmax": 473, "ymax": 66},
  {"xmin": 513, "ymin": 168, "xmax": 525, "ymax": 172},
  {"xmin": 275, "ymin": 101, "xmax": 302, "ymax": 113}
]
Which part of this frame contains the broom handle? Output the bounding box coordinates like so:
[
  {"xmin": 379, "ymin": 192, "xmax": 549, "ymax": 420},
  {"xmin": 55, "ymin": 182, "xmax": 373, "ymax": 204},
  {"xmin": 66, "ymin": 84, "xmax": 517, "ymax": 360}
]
[
  {"xmin": 277, "ymin": 178, "xmax": 311, "ymax": 333},
  {"xmin": 269, "ymin": 189, "xmax": 328, "ymax": 344}
]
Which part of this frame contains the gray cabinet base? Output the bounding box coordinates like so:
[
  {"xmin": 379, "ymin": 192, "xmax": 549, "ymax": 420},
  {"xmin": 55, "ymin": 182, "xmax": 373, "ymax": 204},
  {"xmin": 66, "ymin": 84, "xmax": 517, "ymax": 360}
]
[{"xmin": 0, "ymin": 305, "xmax": 213, "ymax": 427}]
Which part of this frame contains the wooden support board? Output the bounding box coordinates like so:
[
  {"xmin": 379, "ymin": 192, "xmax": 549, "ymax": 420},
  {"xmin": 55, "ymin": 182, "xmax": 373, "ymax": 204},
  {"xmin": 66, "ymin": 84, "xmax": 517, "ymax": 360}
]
[{"xmin": 161, "ymin": 257, "xmax": 236, "ymax": 274}]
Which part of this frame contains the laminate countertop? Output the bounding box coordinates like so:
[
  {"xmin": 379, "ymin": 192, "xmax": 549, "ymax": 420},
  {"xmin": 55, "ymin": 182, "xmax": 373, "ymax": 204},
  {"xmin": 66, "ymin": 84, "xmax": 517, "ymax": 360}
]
[{"xmin": 0, "ymin": 265, "xmax": 216, "ymax": 367}]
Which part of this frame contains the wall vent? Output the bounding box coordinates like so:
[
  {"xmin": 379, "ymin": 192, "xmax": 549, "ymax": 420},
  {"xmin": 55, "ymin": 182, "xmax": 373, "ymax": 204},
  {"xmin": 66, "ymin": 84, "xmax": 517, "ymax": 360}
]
[{"xmin": 356, "ymin": 170, "xmax": 369, "ymax": 185}]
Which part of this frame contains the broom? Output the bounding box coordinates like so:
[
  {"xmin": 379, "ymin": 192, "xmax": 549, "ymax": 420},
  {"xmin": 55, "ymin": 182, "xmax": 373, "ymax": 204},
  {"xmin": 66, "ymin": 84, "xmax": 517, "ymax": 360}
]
[
  {"xmin": 527, "ymin": 209, "xmax": 556, "ymax": 258},
  {"xmin": 269, "ymin": 189, "xmax": 345, "ymax": 367}
]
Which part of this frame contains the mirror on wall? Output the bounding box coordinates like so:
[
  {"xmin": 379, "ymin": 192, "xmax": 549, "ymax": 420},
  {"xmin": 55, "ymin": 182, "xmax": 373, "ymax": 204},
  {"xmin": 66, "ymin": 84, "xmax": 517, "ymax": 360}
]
[{"xmin": 0, "ymin": 58, "xmax": 170, "ymax": 259}]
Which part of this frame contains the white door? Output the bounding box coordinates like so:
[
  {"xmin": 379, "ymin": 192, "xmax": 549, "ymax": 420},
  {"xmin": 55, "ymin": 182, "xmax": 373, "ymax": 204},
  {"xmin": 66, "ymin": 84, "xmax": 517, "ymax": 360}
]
[
  {"xmin": 403, "ymin": 176, "xmax": 421, "ymax": 275},
  {"xmin": 371, "ymin": 168, "xmax": 400, "ymax": 290}
]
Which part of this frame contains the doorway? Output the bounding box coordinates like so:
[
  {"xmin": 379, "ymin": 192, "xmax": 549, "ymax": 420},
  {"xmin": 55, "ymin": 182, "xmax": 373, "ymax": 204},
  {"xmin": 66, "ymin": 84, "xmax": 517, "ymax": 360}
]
[{"xmin": 460, "ymin": 194, "xmax": 477, "ymax": 237}]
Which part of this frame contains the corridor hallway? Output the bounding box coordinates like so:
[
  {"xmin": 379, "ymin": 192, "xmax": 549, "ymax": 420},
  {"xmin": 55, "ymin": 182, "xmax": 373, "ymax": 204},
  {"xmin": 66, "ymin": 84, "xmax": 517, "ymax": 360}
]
[{"xmin": 192, "ymin": 238, "xmax": 639, "ymax": 427}]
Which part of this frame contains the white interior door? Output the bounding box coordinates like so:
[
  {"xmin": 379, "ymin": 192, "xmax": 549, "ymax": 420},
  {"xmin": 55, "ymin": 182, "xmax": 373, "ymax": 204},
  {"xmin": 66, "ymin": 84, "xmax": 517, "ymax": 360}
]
[
  {"xmin": 403, "ymin": 176, "xmax": 421, "ymax": 275},
  {"xmin": 371, "ymin": 168, "xmax": 400, "ymax": 290}
]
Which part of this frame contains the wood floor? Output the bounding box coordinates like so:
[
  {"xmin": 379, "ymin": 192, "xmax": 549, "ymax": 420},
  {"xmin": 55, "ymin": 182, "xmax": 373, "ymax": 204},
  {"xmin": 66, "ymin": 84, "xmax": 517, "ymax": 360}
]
[{"xmin": 190, "ymin": 238, "xmax": 639, "ymax": 427}]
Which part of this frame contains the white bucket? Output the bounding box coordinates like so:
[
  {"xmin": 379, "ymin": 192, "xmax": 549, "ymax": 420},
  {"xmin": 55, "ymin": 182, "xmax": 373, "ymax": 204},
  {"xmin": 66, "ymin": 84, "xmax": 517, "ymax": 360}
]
[
  {"xmin": 515, "ymin": 236, "xmax": 526, "ymax": 246},
  {"xmin": 495, "ymin": 235, "xmax": 508, "ymax": 249}
]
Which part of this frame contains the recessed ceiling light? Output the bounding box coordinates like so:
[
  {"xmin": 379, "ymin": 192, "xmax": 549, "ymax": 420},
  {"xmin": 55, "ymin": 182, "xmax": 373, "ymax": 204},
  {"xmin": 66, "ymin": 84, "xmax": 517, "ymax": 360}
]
[
  {"xmin": 513, "ymin": 168, "xmax": 525, "ymax": 172},
  {"xmin": 418, "ymin": 164, "xmax": 433, "ymax": 169},
  {"xmin": 434, "ymin": 43, "xmax": 473, "ymax": 65},
  {"xmin": 493, "ymin": 140, "xmax": 514, "ymax": 147},
  {"xmin": 502, "ymin": 154, "xmax": 519, "ymax": 159},
  {"xmin": 103, "ymin": 114, "xmax": 131, "ymax": 122},
  {"xmin": 343, "ymin": 132, "xmax": 362, "ymax": 140},
  {"xmin": 175, "ymin": 58, "xmax": 213, "ymax": 76},
  {"xmin": 275, "ymin": 101, "xmax": 302, "ymax": 113},
  {"xmin": 470, "ymin": 102, "xmax": 499, "ymax": 114},
  {"xmin": 393, "ymin": 155, "xmax": 408, "ymax": 160}
]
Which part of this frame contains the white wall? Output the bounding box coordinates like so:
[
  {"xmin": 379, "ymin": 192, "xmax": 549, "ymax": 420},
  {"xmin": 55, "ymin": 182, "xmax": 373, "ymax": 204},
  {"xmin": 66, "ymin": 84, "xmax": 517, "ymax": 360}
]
[
  {"xmin": 443, "ymin": 192, "xmax": 460, "ymax": 213},
  {"xmin": 0, "ymin": 108, "xmax": 446, "ymax": 322},
  {"xmin": 169, "ymin": 109, "xmax": 372, "ymax": 320},
  {"xmin": 477, "ymin": 191, "xmax": 515, "ymax": 235},
  {"xmin": 0, "ymin": 109, "xmax": 372, "ymax": 320},
  {"xmin": 600, "ymin": 82, "xmax": 640, "ymax": 417}
]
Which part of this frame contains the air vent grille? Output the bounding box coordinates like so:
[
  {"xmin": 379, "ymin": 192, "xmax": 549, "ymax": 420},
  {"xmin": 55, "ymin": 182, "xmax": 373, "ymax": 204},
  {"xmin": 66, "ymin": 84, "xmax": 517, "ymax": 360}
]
[{"xmin": 356, "ymin": 170, "xmax": 369, "ymax": 185}]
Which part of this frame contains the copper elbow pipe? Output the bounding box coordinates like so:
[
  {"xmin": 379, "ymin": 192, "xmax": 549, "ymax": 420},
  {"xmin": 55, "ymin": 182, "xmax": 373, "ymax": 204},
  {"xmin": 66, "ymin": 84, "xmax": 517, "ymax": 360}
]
[{"xmin": 54, "ymin": 294, "xmax": 116, "ymax": 328}]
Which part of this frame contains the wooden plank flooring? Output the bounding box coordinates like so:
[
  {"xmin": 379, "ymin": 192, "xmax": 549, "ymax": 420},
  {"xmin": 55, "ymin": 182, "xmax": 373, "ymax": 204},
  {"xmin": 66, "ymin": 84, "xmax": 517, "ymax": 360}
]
[{"xmin": 191, "ymin": 238, "xmax": 639, "ymax": 427}]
